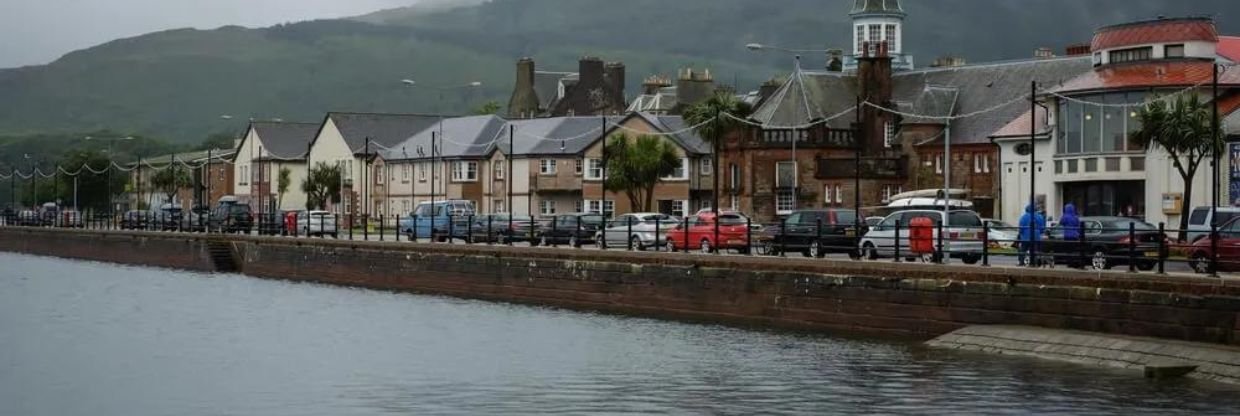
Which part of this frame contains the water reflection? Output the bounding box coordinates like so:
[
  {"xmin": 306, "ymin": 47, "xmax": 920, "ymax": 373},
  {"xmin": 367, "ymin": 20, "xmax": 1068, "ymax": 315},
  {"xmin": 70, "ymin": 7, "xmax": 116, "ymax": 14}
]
[{"xmin": 1, "ymin": 252, "xmax": 1237, "ymax": 415}]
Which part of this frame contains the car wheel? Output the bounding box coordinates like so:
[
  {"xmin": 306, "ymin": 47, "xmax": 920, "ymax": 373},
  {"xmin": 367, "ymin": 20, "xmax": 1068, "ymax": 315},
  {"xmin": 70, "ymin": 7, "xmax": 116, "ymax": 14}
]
[
  {"xmin": 700, "ymin": 239, "xmax": 712, "ymax": 254},
  {"xmin": 569, "ymin": 235, "xmax": 579, "ymax": 248},
  {"xmin": 1091, "ymin": 250, "xmax": 1109, "ymax": 270},
  {"xmin": 631, "ymin": 236, "xmax": 644, "ymax": 251},
  {"xmin": 809, "ymin": 241, "xmax": 824, "ymax": 258},
  {"xmin": 962, "ymin": 254, "xmax": 981, "ymax": 265},
  {"xmin": 539, "ymin": 235, "xmax": 548, "ymax": 247},
  {"xmin": 762, "ymin": 240, "xmax": 777, "ymax": 256},
  {"xmin": 596, "ymin": 236, "xmax": 605, "ymax": 250},
  {"xmin": 863, "ymin": 242, "xmax": 879, "ymax": 260},
  {"xmin": 1190, "ymin": 251, "xmax": 1211, "ymax": 274},
  {"xmin": 1137, "ymin": 261, "xmax": 1156, "ymax": 271}
]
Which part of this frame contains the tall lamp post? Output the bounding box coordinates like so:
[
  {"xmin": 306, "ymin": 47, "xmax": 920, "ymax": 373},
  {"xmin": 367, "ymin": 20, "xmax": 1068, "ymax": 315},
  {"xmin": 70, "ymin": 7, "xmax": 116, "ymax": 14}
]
[{"xmin": 399, "ymin": 79, "xmax": 483, "ymax": 212}]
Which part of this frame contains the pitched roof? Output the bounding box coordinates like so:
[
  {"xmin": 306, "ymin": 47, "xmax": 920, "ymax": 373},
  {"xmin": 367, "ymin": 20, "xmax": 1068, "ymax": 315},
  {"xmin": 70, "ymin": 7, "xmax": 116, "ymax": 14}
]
[
  {"xmin": 897, "ymin": 85, "xmax": 958, "ymax": 125},
  {"xmin": 250, "ymin": 121, "xmax": 319, "ymax": 160},
  {"xmin": 1220, "ymin": 36, "xmax": 1240, "ymax": 62},
  {"xmin": 380, "ymin": 115, "xmax": 507, "ymax": 160},
  {"xmin": 1092, "ymin": 18, "xmax": 1217, "ymax": 51},
  {"xmin": 139, "ymin": 149, "xmax": 237, "ymax": 165},
  {"xmin": 1051, "ymin": 60, "xmax": 1240, "ymax": 94},
  {"xmin": 989, "ymin": 107, "xmax": 1050, "ymax": 139},
  {"xmin": 325, "ymin": 112, "xmax": 444, "ymax": 153},
  {"xmin": 615, "ymin": 113, "xmax": 711, "ymax": 155},
  {"xmin": 534, "ymin": 71, "xmax": 574, "ymax": 110},
  {"xmin": 489, "ymin": 116, "xmax": 620, "ymax": 157},
  {"xmin": 851, "ymin": 0, "xmax": 904, "ymax": 16},
  {"xmin": 895, "ymin": 56, "xmax": 1093, "ymax": 144},
  {"xmin": 749, "ymin": 70, "xmax": 857, "ymax": 129}
]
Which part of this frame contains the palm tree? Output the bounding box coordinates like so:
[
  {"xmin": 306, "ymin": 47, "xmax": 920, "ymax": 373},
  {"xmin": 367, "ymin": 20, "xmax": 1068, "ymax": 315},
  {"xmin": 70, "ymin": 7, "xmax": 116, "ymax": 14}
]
[
  {"xmin": 277, "ymin": 167, "xmax": 291, "ymax": 210},
  {"xmin": 684, "ymin": 92, "xmax": 753, "ymax": 213},
  {"xmin": 604, "ymin": 134, "xmax": 682, "ymax": 212},
  {"xmin": 301, "ymin": 162, "xmax": 342, "ymax": 210},
  {"xmin": 1133, "ymin": 94, "xmax": 1222, "ymax": 239}
]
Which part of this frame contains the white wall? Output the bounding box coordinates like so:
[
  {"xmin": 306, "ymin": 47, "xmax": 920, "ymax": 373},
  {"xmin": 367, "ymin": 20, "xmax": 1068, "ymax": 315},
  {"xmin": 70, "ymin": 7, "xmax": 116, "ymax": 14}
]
[{"xmin": 232, "ymin": 127, "xmax": 261, "ymax": 204}]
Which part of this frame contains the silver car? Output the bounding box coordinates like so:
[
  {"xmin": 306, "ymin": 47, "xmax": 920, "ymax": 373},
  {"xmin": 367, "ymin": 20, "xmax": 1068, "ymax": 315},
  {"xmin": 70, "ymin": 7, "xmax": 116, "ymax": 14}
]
[
  {"xmin": 297, "ymin": 210, "xmax": 338, "ymax": 238},
  {"xmin": 859, "ymin": 209, "xmax": 986, "ymax": 263},
  {"xmin": 594, "ymin": 213, "xmax": 681, "ymax": 250}
]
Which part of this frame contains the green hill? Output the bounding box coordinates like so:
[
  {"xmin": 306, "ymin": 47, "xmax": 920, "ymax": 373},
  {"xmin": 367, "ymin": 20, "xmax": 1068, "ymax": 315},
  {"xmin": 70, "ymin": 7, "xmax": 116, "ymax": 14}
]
[{"xmin": 1, "ymin": 0, "xmax": 1237, "ymax": 144}]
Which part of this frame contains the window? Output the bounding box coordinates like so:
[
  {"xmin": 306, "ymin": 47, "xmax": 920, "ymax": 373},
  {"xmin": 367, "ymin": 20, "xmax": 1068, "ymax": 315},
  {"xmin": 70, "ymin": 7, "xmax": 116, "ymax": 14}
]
[
  {"xmin": 700, "ymin": 158, "xmax": 712, "ymax": 175},
  {"xmin": 540, "ymin": 200, "xmax": 556, "ymax": 215},
  {"xmin": 604, "ymin": 200, "xmax": 614, "ymax": 218},
  {"xmin": 934, "ymin": 154, "xmax": 943, "ymax": 174},
  {"xmin": 884, "ymin": 122, "xmax": 897, "ymax": 147},
  {"xmin": 401, "ymin": 164, "xmax": 411, "ymax": 182},
  {"xmin": 574, "ymin": 200, "xmax": 583, "ymax": 213},
  {"xmin": 377, "ymin": 166, "xmax": 385, "ymax": 185},
  {"xmin": 493, "ymin": 160, "xmax": 504, "ymax": 180},
  {"xmin": 855, "ymin": 25, "xmax": 865, "ymax": 53},
  {"xmin": 586, "ymin": 158, "xmax": 604, "ymax": 180},
  {"xmin": 1108, "ymin": 46, "xmax": 1152, "ymax": 64},
  {"xmin": 775, "ymin": 161, "xmax": 796, "ymax": 188},
  {"xmin": 881, "ymin": 185, "xmax": 903, "ymax": 203},
  {"xmin": 775, "ymin": 189, "xmax": 795, "ymax": 215},
  {"xmin": 1105, "ymin": 157, "xmax": 1121, "ymax": 172},
  {"xmin": 885, "ymin": 24, "xmax": 897, "ymax": 51},
  {"xmin": 868, "ymin": 24, "xmax": 881, "ymax": 44},
  {"xmin": 1165, "ymin": 44, "xmax": 1185, "ymax": 58},
  {"xmin": 972, "ymin": 154, "xmax": 990, "ymax": 174},
  {"xmin": 662, "ymin": 158, "xmax": 689, "ymax": 180},
  {"xmin": 586, "ymin": 200, "xmax": 601, "ymax": 214},
  {"xmin": 344, "ymin": 160, "xmax": 353, "ymax": 181},
  {"xmin": 451, "ymin": 161, "xmax": 478, "ymax": 182},
  {"xmin": 402, "ymin": 200, "xmax": 410, "ymax": 213},
  {"xmin": 239, "ymin": 165, "xmax": 248, "ymax": 185},
  {"xmin": 1130, "ymin": 156, "xmax": 1145, "ymax": 171},
  {"xmin": 1084, "ymin": 158, "xmax": 1098, "ymax": 172},
  {"xmin": 495, "ymin": 200, "xmax": 506, "ymax": 213},
  {"xmin": 1092, "ymin": 52, "xmax": 1102, "ymax": 66},
  {"xmin": 730, "ymin": 196, "xmax": 739, "ymax": 211},
  {"xmin": 575, "ymin": 159, "xmax": 583, "ymax": 175},
  {"xmin": 671, "ymin": 200, "xmax": 686, "ymax": 217},
  {"xmin": 729, "ymin": 164, "xmax": 740, "ymax": 191},
  {"xmin": 540, "ymin": 159, "xmax": 557, "ymax": 175},
  {"xmin": 418, "ymin": 163, "xmax": 427, "ymax": 182},
  {"xmin": 824, "ymin": 184, "xmax": 843, "ymax": 204}
]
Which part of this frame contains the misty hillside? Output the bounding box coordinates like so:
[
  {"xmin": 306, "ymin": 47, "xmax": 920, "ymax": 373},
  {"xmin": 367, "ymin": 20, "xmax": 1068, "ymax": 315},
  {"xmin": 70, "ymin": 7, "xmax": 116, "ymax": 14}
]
[{"xmin": 1, "ymin": 0, "xmax": 1237, "ymax": 143}]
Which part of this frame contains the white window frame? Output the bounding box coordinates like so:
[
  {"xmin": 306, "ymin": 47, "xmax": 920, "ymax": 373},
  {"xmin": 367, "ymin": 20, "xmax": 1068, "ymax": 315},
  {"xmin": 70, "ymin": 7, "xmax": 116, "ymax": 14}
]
[
  {"xmin": 575, "ymin": 158, "xmax": 583, "ymax": 175},
  {"xmin": 240, "ymin": 165, "xmax": 249, "ymax": 186},
  {"xmin": 493, "ymin": 160, "xmax": 504, "ymax": 180},
  {"xmin": 775, "ymin": 161, "xmax": 797, "ymax": 188},
  {"xmin": 451, "ymin": 161, "xmax": 478, "ymax": 182},
  {"xmin": 574, "ymin": 200, "xmax": 584, "ymax": 213},
  {"xmin": 775, "ymin": 190, "xmax": 795, "ymax": 215},
  {"xmin": 540, "ymin": 159, "xmax": 557, "ymax": 175},
  {"xmin": 401, "ymin": 164, "xmax": 411, "ymax": 182},
  {"xmin": 585, "ymin": 158, "xmax": 604, "ymax": 180},
  {"xmin": 418, "ymin": 163, "xmax": 427, "ymax": 182},
  {"xmin": 855, "ymin": 25, "xmax": 865, "ymax": 54},
  {"xmin": 540, "ymin": 200, "xmax": 556, "ymax": 215},
  {"xmin": 661, "ymin": 158, "xmax": 689, "ymax": 181},
  {"xmin": 495, "ymin": 199, "xmax": 506, "ymax": 213},
  {"xmin": 885, "ymin": 24, "xmax": 897, "ymax": 52},
  {"xmin": 730, "ymin": 195, "xmax": 739, "ymax": 211},
  {"xmin": 377, "ymin": 165, "xmax": 385, "ymax": 185},
  {"xmin": 729, "ymin": 163, "xmax": 740, "ymax": 190},
  {"xmin": 699, "ymin": 158, "xmax": 712, "ymax": 175},
  {"xmin": 671, "ymin": 200, "xmax": 686, "ymax": 217},
  {"xmin": 934, "ymin": 154, "xmax": 943, "ymax": 174},
  {"xmin": 884, "ymin": 122, "xmax": 897, "ymax": 147}
]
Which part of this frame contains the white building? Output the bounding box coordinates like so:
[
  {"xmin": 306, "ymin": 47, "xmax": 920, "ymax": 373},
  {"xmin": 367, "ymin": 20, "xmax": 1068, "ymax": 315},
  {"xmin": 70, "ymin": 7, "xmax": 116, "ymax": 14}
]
[
  {"xmin": 994, "ymin": 17, "xmax": 1240, "ymax": 226},
  {"xmin": 232, "ymin": 121, "xmax": 320, "ymax": 213}
]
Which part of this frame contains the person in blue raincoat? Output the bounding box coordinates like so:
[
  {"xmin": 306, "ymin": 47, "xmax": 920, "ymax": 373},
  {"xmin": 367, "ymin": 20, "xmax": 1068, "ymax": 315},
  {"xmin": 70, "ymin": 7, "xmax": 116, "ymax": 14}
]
[
  {"xmin": 1060, "ymin": 203, "xmax": 1081, "ymax": 240},
  {"xmin": 1018, "ymin": 203, "xmax": 1046, "ymax": 266}
]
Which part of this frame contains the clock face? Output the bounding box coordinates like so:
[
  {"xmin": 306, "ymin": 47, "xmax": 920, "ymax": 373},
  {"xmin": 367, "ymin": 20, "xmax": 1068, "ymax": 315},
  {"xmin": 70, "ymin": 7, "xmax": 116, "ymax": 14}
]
[{"xmin": 1015, "ymin": 143, "xmax": 1033, "ymax": 156}]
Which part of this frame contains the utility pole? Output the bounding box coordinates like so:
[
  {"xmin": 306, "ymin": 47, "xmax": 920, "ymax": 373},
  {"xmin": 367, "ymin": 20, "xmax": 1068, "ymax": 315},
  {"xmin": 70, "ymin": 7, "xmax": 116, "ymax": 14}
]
[
  {"xmin": 1029, "ymin": 80, "xmax": 1037, "ymax": 264},
  {"xmin": 601, "ymin": 116, "xmax": 608, "ymax": 219}
]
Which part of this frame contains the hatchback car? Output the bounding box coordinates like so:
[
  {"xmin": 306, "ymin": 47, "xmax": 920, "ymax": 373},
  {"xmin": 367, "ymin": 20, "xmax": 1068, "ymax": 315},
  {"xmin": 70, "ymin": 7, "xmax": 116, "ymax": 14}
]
[
  {"xmin": 593, "ymin": 212, "xmax": 680, "ymax": 250},
  {"xmin": 534, "ymin": 213, "xmax": 605, "ymax": 247},
  {"xmin": 859, "ymin": 209, "xmax": 985, "ymax": 264},
  {"xmin": 760, "ymin": 209, "xmax": 863, "ymax": 258},
  {"xmin": 666, "ymin": 211, "xmax": 753, "ymax": 254}
]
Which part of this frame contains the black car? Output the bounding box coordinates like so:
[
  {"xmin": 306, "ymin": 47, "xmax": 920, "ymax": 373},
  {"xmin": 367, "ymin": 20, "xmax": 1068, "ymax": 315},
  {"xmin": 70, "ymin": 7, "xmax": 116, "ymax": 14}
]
[
  {"xmin": 534, "ymin": 213, "xmax": 605, "ymax": 247},
  {"xmin": 1, "ymin": 207, "xmax": 15, "ymax": 226},
  {"xmin": 209, "ymin": 202, "xmax": 253, "ymax": 233},
  {"xmin": 761, "ymin": 209, "xmax": 864, "ymax": 258},
  {"xmin": 468, "ymin": 214, "xmax": 540, "ymax": 243},
  {"xmin": 1042, "ymin": 216, "xmax": 1163, "ymax": 270}
]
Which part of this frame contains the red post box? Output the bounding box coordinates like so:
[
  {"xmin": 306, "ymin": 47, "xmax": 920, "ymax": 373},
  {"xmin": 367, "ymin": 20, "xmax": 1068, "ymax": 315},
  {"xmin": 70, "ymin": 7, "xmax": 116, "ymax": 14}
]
[{"xmin": 909, "ymin": 215, "xmax": 935, "ymax": 255}]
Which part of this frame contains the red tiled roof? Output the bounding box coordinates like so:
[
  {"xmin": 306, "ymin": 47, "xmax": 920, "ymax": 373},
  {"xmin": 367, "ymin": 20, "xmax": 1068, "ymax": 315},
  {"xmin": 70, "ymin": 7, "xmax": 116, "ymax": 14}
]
[
  {"xmin": 1051, "ymin": 60, "xmax": 1240, "ymax": 94},
  {"xmin": 1092, "ymin": 18, "xmax": 1217, "ymax": 51},
  {"xmin": 989, "ymin": 107, "xmax": 1048, "ymax": 139},
  {"xmin": 1220, "ymin": 36, "xmax": 1240, "ymax": 61},
  {"xmin": 1218, "ymin": 91, "xmax": 1240, "ymax": 115}
]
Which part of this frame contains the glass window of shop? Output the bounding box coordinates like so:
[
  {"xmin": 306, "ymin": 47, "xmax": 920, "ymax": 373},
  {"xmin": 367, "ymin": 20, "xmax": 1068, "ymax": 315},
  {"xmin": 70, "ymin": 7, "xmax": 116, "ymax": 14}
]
[{"xmin": 1056, "ymin": 91, "xmax": 1147, "ymax": 156}]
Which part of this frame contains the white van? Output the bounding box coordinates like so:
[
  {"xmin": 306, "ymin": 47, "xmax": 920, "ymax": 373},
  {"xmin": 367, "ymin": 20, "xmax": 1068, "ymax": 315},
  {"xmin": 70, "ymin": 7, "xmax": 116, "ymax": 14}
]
[{"xmin": 1186, "ymin": 206, "xmax": 1240, "ymax": 242}]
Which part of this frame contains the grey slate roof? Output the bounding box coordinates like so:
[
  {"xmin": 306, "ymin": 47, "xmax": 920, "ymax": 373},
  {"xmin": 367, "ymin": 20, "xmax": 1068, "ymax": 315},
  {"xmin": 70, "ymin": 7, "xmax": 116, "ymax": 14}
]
[
  {"xmin": 142, "ymin": 149, "xmax": 237, "ymax": 165},
  {"xmin": 380, "ymin": 115, "xmax": 508, "ymax": 161},
  {"xmin": 534, "ymin": 71, "xmax": 575, "ymax": 110},
  {"xmin": 325, "ymin": 112, "xmax": 444, "ymax": 153},
  {"xmin": 492, "ymin": 116, "xmax": 621, "ymax": 156},
  {"xmin": 749, "ymin": 55, "xmax": 1093, "ymax": 144},
  {"xmin": 638, "ymin": 113, "xmax": 711, "ymax": 155},
  {"xmin": 851, "ymin": 0, "xmax": 904, "ymax": 16},
  {"xmin": 251, "ymin": 121, "xmax": 320, "ymax": 160}
]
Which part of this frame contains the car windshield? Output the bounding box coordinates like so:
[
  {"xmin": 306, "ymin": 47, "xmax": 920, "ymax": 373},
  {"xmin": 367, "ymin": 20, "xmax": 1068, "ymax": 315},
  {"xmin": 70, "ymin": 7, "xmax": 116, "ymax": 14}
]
[
  {"xmin": 229, "ymin": 205, "xmax": 250, "ymax": 213},
  {"xmin": 1103, "ymin": 219, "xmax": 1155, "ymax": 231},
  {"xmin": 639, "ymin": 214, "xmax": 676, "ymax": 224},
  {"xmin": 718, "ymin": 214, "xmax": 748, "ymax": 225}
]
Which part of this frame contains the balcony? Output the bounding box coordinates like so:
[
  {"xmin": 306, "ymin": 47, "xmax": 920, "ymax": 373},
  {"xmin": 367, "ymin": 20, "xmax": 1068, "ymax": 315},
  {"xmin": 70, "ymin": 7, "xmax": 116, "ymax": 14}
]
[
  {"xmin": 752, "ymin": 127, "xmax": 856, "ymax": 149},
  {"xmin": 533, "ymin": 174, "xmax": 582, "ymax": 192},
  {"xmin": 815, "ymin": 156, "xmax": 908, "ymax": 180}
]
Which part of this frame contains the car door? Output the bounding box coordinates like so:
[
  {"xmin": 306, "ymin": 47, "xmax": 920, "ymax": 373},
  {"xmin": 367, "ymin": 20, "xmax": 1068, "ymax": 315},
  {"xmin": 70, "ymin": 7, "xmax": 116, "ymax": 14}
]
[
  {"xmin": 779, "ymin": 213, "xmax": 804, "ymax": 249},
  {"xmin": 1217, "ymin": 220, "xmax": 1240, "ymax": 269}
]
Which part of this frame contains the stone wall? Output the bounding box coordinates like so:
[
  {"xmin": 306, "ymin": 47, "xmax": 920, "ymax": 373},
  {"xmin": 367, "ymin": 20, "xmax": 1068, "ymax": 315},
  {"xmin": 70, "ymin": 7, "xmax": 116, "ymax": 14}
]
[{"xmin": 4, "ymin": 227, "xmax": 1240, "ymax": 345}]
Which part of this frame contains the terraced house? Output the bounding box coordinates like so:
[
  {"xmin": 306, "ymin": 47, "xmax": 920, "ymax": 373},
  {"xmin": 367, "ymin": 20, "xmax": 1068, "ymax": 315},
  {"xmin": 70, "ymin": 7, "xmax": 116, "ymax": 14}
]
[{"xmin": 232, "ymin": 120, "xmax": 319, "ymax": 213}]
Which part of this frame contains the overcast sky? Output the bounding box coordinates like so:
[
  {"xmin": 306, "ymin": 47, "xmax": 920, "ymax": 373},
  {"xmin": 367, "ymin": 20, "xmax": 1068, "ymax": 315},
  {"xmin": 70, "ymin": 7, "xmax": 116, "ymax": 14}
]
[{"xmin": 0, "ymin": 0, "xmax": 421, "ymax": 68}]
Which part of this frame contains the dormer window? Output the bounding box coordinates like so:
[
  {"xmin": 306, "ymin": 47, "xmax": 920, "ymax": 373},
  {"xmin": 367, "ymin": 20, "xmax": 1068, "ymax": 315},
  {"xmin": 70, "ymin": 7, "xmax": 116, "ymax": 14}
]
[
  {"xmin": 1164, "ymin": 44, "xmax": 1185, "ymax": 58},
  {"xmin": 1108, "ymin": 46, "xmax": 1152, "ymax": 64}
]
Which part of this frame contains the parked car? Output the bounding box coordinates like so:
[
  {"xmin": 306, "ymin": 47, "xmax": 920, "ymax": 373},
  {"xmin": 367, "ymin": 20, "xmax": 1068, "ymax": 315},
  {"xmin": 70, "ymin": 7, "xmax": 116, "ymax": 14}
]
[
  {"xmin": 534, "ymin": 213, "xmax": 605, "ymax": 247},
  {"xmin": 1042, "ymin": 216, "xmax": 1163, "ymax": 271},
  {"xmin": 982, "ymin": 218, "xmax": 1019, "ymax": 248},
  {"xmin": 120, "ymin": 210, "xmax": 151, "ymax": 230},
  {"xmin": 667, "ymin": 211, "xmax": 754, "ymax": 254},
  {"xmin": 296, "ymin": 210, "xmax": 339, "ymax": 238},
  {"xmin": 18, "ymin": 210, "xmax": 43, "ymax": 226},
  {"xmin": 57, "ymin": 209, "xmax": 84, "ymax": 228},
  {"xmin": 593, "ymin": 213, "xmax": 681, "ymax": 250},
  {"xmin": 466, "ymin": 214, "xmax": 540, "ymax": 243},
  {"xmin": 759, "ymin": 209, "xmax": 863, "ymax": 258},
  {"xmin": 39, "ymin": 202, "xmax": 59, "ymax": 226},
  {"xmin": 1186, "ymin": 206, "xmax": 1240, "ymax": 243},
  {"xmin": 399, "ymin": 200, "xmax": 476, "ymax": 242},
  {"xmin": 209, "ymin": 197, "xmax": 253, "ymax": 233},
  {"xmin": 858, "ymin": 209, "xmax": 985, "ymax": 264},
  {"xmin": 181, "ymin": 206, "xmax": 210, "ymax": 232},
  {"xmin": 1, "ymin": 207, "xmax": 16, "ymax": 226},
  {"xmin": 154, "ymin": 204, "xmax": 184, "ymax": 231},
  {"xmin": 1186, "ymin": 217, "xmax": 1240, "ymax": 273},
  {"xmin": 255, "ymin": 211, "xmax": 284, "ymax": 236}
]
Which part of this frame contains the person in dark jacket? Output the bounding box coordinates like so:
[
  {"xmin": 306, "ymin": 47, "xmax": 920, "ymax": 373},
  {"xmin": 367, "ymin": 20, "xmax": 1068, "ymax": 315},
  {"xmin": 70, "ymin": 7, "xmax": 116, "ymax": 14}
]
[
  {"xmin": 1018, "ymin": 203, "xmax": 1046, "ymax": 266},
  {"xmin": 1061, "ymin": 203, "xmax": 1081, "ymax": 240}
]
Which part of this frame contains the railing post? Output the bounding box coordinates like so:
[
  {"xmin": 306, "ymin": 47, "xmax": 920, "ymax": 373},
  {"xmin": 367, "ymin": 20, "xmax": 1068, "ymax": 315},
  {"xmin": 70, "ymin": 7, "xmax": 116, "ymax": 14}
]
[
  {"xmin": 467, "ymin": 214, "xmax": 474, "ymax": 244},
  {"xmin": 746, "ymin": 216, "xmax": 753, "ymax": 256},
  {"xmin": 982, "ymin": 221, "xmax": 990, "ymax": 267},
  {"xmin": 815, "ymin": 218, "xmax": 823, "ymax": 258},
  {"xmin": 1078, "ymin": 223, "xmax": 1087, "ymax": 269},
  {"xmin": 363, "ymin": 213, "xmax": 369, "ymax": 240},
  {"xmin": 413, "ymin": 215, "xmax": 419, "ymax": 243},
  {"xmin": 1128, "ymin": 221, "xmax": 1137, "ymax": 273},
  {"xmin": 551, "ymin": 218, "xmax": 558, "ymax": 248},
  {"xmin": 448, "ymin": 213, "xmax": 455, "ymax": 244},
  {"xmin": 654, "ymin": 217, "xmax": 661, "ymax": 251},
  {"xmin": 936, "ymin": 218, "xmax": 945, "ymax": 264},
  {"xmin": 348, "ymin": 214, "xmax": 353, "ymax": 240},
  {"xmin": 575, "ymin": 217, "xmax": 582, "ymax": 248},
  {"xmin": 779, "ymin": 217, "xmax": 787, "ymax": 257},
  {"xmin": 683, "ymin": 215, "xmax": 690, "ymax": 255},
  {"xmin": 894, "ymin": 220, "xmax": 902, "ymax": 263},
  {"xmin": 1211, "ymin": 223, "xmax": 1220, "ymax": 277},
  {"xmin": 627, "ymin": 217, "xmax": 633, "ymax": 251},
  {"xmin": 487, "ymin": 215, "xmax": 493, "ymax": 245},
  {"xmin": 1157, "ymin": 222, "xmax": 1166, "ymax": 275}
]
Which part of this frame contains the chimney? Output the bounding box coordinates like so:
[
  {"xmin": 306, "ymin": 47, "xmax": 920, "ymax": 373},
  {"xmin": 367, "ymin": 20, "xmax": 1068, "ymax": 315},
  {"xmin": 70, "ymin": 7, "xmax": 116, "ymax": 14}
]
[
  {"xmin": 604, "ymin": 62, "xmax": 626, "ymax": 102},
  {"xmin": 508, "ymin": 57, "xmax": 541, "ymax": 118},
  {"xmin": 1034, "ymin": 47, "xmax": 1055, "ymax": 59},
  {"xmin": 857, "ymin": 40, "xmax": 894, "ymax": 155},
  {"xmin": 578, "ymin": 56, "xmax": 604, "ymax": 86},
  {"xmin": 676, "ymin": 67, "xmax": 716, "ymax": 108},
  {"xmin": 1065, "ymin": 44, "xmax": 1091, "ymax": 56}
]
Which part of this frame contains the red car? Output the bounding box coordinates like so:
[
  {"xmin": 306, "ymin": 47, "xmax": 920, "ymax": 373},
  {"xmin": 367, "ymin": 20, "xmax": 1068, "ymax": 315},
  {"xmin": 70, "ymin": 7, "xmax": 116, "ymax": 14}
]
[
  {"xmin": 667, "ymin": 211, "xmax": 753, "ymax": 254},
  {"xmin": 1187, "ymin": 217, "xmax": 1240, "ymax": 273}
]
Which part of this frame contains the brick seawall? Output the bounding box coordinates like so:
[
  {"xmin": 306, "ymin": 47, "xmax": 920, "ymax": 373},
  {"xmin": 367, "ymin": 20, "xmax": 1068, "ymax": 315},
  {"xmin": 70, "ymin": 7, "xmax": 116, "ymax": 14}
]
[{"xmin": 5, "ymin": 227, "xmax": 1240, "ymax": 344}]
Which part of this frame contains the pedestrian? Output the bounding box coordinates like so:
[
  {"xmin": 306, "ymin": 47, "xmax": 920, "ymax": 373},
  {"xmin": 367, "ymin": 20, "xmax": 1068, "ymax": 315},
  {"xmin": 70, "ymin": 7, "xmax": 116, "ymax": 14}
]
[
  {"xmin": 1061, "ymin": 203, "xmax": 1081, "ymax": 240},
  {"xmin": 1018, "ymin": 203, "xmax": 1046, "ymax": 266}
]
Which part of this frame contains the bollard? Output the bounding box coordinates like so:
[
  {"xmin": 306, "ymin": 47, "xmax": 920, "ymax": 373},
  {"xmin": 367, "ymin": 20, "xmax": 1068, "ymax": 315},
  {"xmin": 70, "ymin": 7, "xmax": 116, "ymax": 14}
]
[
  {"xmin": 894, "ymin": 220, "xmax": 902, "ymax": 262},
  {"xmin": 1078, "ymin": 223, "xmax": 1087, "ymax": 269},
  {"xmin": 655, "ymin": 217, "xmax": 662, "ymax": 252},
  {"xmin": 1128, "ymin": 222, "xmax": 1137, "ymax": 273},
  {"xmin": 363, "ymin": 214, "xmax": 369, "ymax": 240},
  {"xmin": 982, "ymin": 221, "xmax": 990, "ymax": 267},
  {"xmin": 1157, "ymin": 222, "xmax": 1166, "ymax": 274},
  {"xmin": 1211, "ymin": 223, "xmax": 1220, "ymax": 277}
]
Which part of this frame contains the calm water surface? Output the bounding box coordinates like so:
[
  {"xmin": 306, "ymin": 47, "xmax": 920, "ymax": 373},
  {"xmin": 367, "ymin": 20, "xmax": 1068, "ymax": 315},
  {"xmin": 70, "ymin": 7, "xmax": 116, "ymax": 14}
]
[{"xmin": 2, "ymin": 252, "xmax": 1239, "ymax": 415}]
